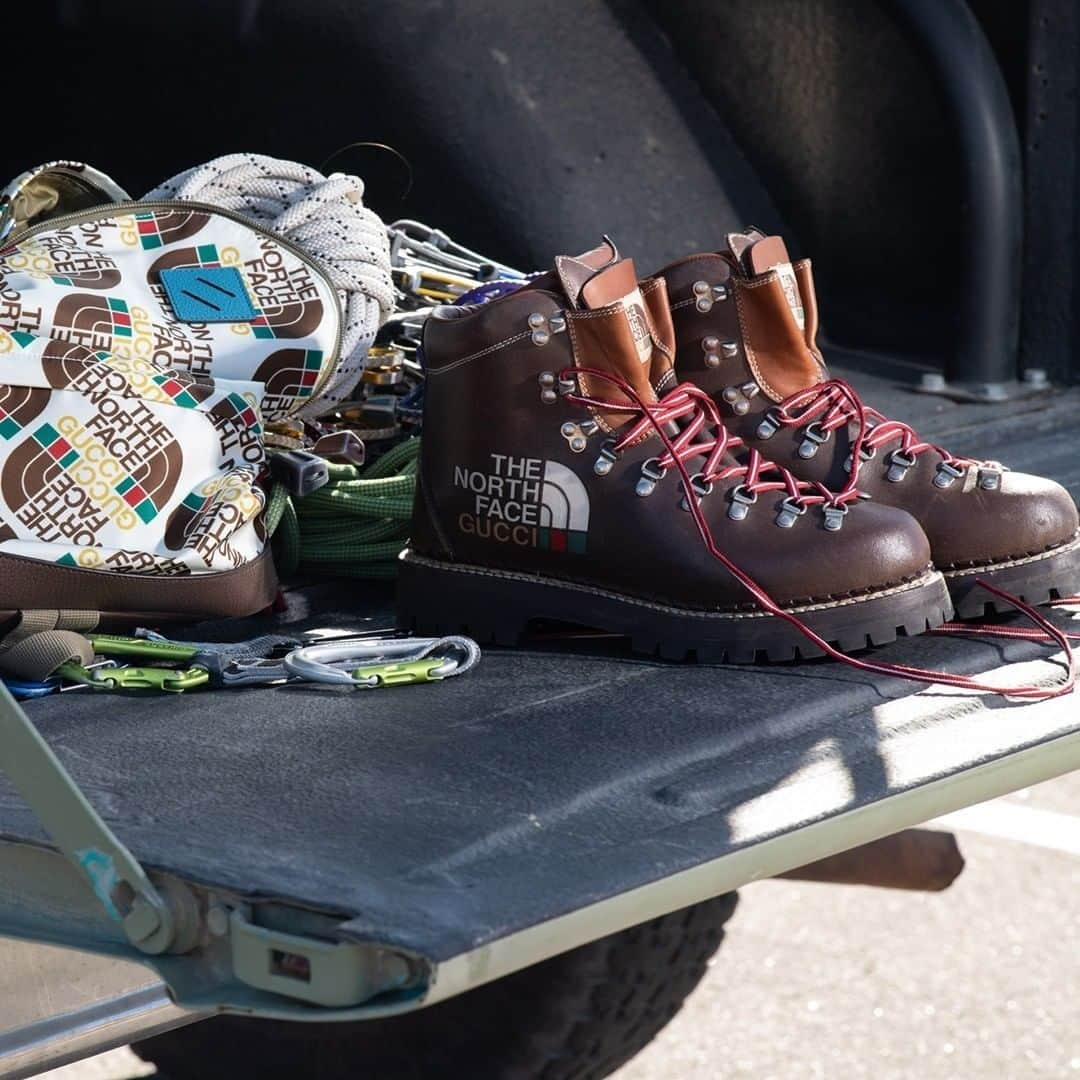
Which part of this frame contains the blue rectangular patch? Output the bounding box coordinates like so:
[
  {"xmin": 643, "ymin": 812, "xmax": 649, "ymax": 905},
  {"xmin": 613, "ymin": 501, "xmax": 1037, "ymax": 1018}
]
[{"xmin": 159, "ymin": 266, "xmax": 259, "ymax": 323}]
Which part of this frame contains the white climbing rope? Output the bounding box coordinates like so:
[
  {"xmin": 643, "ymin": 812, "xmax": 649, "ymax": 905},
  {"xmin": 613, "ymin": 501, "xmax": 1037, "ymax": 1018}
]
[{"xmin": 145, "ymin": 153, "xmax": 394, "ymax": 416}]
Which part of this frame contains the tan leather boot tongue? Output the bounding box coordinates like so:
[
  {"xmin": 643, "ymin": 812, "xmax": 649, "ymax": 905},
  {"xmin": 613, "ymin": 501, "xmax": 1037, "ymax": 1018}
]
[
  {"xmin": 564, "ymin": 257, "xmax": 670, "ymax": 428},
  {"xmin": 582, "ymin": 258, "xmax": 660, "ymax": 394},
  {"xmin": 743, "ymin": 235, "xmax": 805, "ymax": 332},
  {"xmin": 725, "ymin": 227, "xmax": 767, "ymax": 264},
  {"xmin": 728, "ymin": 233, "xmax": 824, "ymax": 399},
  {"xmin": 554, "ymin": 237, "xmax": 620, "ymax": 307}
]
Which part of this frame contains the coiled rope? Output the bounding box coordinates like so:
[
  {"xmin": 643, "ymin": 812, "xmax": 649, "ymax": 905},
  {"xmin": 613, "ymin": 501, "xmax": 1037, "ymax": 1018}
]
[
  {"xmin": 145, "ymin": 153, "xmax": 394, "ymax": 415},
  {"xmin": 266, "ymin": 438, "xmax": 420, "ymax": 580}
]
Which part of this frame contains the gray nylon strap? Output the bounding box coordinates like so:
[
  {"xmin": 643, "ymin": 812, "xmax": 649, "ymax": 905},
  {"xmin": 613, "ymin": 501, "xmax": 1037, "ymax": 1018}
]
[{"xmin": 0, "ymin": 610, "xmax": 99, "ymax": 682}]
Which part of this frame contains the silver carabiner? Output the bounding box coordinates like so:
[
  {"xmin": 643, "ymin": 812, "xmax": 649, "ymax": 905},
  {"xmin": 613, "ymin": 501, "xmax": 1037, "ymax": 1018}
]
[
  {"xmin": 282, "ymin": 635, "xmax": 481, "ymax": 688},
  {"xmin": 389, "ymin": 219, "xmax": 527, "ymax": 280}
]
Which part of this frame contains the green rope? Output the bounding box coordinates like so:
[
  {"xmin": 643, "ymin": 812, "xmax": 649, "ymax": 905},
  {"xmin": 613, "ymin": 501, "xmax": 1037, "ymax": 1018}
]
[
  {"xmin": 264, "ymin": 481, "xmax": 291, "ymax": 536},
  {"xmin": 269, "ymin": 437, "xmax": 419, "ymax": 580}
]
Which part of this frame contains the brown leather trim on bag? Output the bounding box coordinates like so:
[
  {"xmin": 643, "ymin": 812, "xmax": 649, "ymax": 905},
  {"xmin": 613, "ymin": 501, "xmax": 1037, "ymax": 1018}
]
[{"xmin": 0, "ymin": 547, "xmax": 278, "ymax": 628}]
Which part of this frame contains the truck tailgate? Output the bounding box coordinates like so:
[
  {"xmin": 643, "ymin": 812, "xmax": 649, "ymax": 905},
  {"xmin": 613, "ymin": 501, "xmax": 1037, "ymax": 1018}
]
[{"xmin": 0, "ymin": 367, "xmax": 1077, "ymax": 1015}]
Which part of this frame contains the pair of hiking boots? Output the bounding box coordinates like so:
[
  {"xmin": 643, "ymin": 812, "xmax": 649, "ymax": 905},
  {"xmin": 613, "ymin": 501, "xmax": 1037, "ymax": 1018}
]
[{"xmin": 398, "ymin": 233, "xmax": 1080, "ymax": 663}]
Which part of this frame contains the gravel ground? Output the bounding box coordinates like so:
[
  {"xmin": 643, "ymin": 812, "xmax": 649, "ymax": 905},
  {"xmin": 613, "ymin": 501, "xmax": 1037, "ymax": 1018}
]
[{"xmin": 36, "ymin": 777, "xmax": 1080, "ymax": 1080}]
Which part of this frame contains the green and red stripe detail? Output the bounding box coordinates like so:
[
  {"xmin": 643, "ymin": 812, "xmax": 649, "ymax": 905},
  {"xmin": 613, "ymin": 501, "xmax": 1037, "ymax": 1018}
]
[
  {"xmin": 537, "ymin": 528, "xmax": 587, "ymax": 555},
  {"xmin": 151, "ymin": 374, "xmax": 201, "ymax": 408},
  {"xmin": 106, "ymin": 297, "xmax": 132, "ymax": 338},
  {"xmin": 34, "ymin": 422, "xmax": 160, "ymax": 524},
  {"xmin": 296, "ymin": 350, "xmax": 323, "ymax": 395}
]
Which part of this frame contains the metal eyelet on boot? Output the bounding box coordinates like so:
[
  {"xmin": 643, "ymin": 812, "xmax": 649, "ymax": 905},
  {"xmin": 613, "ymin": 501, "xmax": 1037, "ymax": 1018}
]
[
  {"xmin": 775, "ymin": 496, "xmax": 807, "ymax": 528},
  {"xmin": 720, "ymin": 383, "xmax": 756, "ymax": 417},
  {"xmin": 756, "ymin": 408, "xmax": 783, "ymax": 440},
  {"xmin": 727, "ymin": 484, "xmax": 757, "ymax": 521},
  {"xmin": 537, "ymin": 371, "xmax": 557, "ymax": 404},
  {"xmin": 692, "ymin": 281, "xmax": 729, "ymax": 313},
  {"xmin": 933, "ymin": 461, "xmax": 965, "ymax": 489},
  {"xmin": 702, "ymin": 335, "xmax": 721, "ymax": 369},
  {"xmin": 822, "ymin": 504, "xmax": 848, "ymax": 532},
  {"xmin": 529, "ymin": 312, "xmax": 551, "ymax": 347},
  {"xmin": 680, "ymin": 473, "xmax": 714, "ymax": 511},
  {"xmin": 560, "ymin": 421, "xmax": 589, "ymax": 453},
  {"xmin": 594, "ymin": 438, "xmax": 619, "ymax": 476},
  {"xmin": 886, "ymin": 449, "xmax": 917, "ymax": 483},
  {"xmin": 529, "ymin": 311, "xmax": 566, "ymax": 346},
  {"xmin": 797, "ymin": 422, "xmax": 830, "ymax": 460},
  {"xmin": 842, "ymin": 445, "xmax": 877, "ymax": 474},
  {"xmin": 636, "ymin": 458, "xmax": 666, "ymax": 497},
  {"xmin": 977, "ymin": 466, "xmax": 1002, "ymax": 491},
  {"xmin": 560, "ymin": 419, "xmax": 600, "ymax": 452}
]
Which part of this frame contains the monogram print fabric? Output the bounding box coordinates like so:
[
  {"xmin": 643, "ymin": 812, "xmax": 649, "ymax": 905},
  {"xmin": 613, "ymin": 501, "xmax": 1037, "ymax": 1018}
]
[
  {"xmin": 0, "ymin": 202, "xmax": 343, "ymax": 578},
  {"xmin": 0, "ymin": 205, "xmax": 340, "ymax": 421},
  {"xmin": 0, "ymin": 330, "xmax": 266, "ymax": 576}
]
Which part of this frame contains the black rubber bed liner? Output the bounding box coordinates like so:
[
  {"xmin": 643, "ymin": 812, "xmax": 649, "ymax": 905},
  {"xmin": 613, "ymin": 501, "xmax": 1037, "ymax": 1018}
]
[{"xmin": 0, "ymin": 363, "xmax": 1078, "ymax": 971}]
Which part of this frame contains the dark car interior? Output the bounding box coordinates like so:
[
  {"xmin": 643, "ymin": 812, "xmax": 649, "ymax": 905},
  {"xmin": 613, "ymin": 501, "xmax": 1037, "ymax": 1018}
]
[{"xmin": 19, "ymin": 0, "xmax": 1078, "ymax": 393}]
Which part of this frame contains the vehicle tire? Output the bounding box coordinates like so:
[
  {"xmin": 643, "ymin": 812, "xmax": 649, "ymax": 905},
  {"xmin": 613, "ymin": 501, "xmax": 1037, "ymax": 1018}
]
[{"xmin": 135, "ymin": 891, "xmax": 737, "ymax": 1080}]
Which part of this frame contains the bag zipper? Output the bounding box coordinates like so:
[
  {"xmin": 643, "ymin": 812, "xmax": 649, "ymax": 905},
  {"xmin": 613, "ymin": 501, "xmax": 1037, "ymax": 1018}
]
[{"xmin": 2, "ymin": 199, "xmax": 345, "ymax": 411}]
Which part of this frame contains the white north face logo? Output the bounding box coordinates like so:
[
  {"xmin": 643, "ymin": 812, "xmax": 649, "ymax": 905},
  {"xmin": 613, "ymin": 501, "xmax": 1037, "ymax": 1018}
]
[{"xmin": 454, "ymin": 454, "xmax": 589, "ymax": 553}]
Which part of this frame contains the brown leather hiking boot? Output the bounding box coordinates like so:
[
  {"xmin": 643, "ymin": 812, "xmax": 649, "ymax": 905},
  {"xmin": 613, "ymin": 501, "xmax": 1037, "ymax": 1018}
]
[
  {"xmin": 397, "ymin": 243, "xmax": 950, "ymax": 661},
  {"xmin": 657, "ymin": 231, "xmax": 1080, "ymax": 619}
]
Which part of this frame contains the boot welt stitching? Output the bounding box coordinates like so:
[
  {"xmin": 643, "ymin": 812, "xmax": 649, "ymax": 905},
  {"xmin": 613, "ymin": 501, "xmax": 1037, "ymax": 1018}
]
[
  {"xmin": 402, "ymin": 550, "xmax": 940, "ymax": 619},
  {"xmin": 940, "ymin": 530, "xmax": 1080, "ymax": 577}
]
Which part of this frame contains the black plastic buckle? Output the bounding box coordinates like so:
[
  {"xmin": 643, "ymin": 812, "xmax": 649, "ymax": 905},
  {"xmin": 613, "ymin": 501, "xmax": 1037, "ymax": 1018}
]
[{"xmin": 270, "ymin": 450, "xmax": 330, "ymax": 497}]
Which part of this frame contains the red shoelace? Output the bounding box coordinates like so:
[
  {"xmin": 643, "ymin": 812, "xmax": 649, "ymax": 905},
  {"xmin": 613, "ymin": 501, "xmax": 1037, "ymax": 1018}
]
[
  {"xmin": 597, "ymin": 380, "xmax": 863, "ymax": 522},
  {"xmin": 770, "ymin": 378, "xmax": 1079, "ymax": 650},
  {"xmin": 933, "ymin": 596, "xmax": 1080, "ymax": 647},
  {"xmin": 766, "ymin": 377, "xmax": 981, "ymax": 499},
  {"xmin": 562, "ymin": 366, "xmax": 1075, "ymax": 700}
]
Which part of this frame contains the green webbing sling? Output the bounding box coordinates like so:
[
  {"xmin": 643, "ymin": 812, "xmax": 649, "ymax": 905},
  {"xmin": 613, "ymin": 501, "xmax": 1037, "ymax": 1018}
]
[{"xmin": 268, "ymin": 437, "xmax": 419, "ymax": 581}]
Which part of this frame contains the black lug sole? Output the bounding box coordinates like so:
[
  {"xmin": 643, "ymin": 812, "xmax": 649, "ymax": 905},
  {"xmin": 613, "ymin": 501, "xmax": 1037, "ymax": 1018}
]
[
  {"xmin": 945, "ymin": 533, "xmax": 1080, "ymax": 619},
  {"xmin": 396, "ymin": 551, "xmax": 953, "ymax": 664}
]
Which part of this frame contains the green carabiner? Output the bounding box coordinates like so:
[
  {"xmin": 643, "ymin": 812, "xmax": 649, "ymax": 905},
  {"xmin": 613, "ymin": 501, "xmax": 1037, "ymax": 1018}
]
[
  {"xmin": 58, "ymin": 664, "xmax": 210, "ymax": 693},
  {"xmin": 350, "ymin": 658, "xmax": 446, "ymax": 687},
  {"xmin": 54, "ymin": 661, "xmax": 109, "ymax": 689},
  {"xmin": 102, "ymin": 666, "xmax": 209, "ymax": 693},
  {"xmin": 86, "ymin": 633, "xmax": 200, "ymax": 663},
  {"xmin": 161, "ymin": 668, "xmax": 213, "ymax": 692}
]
